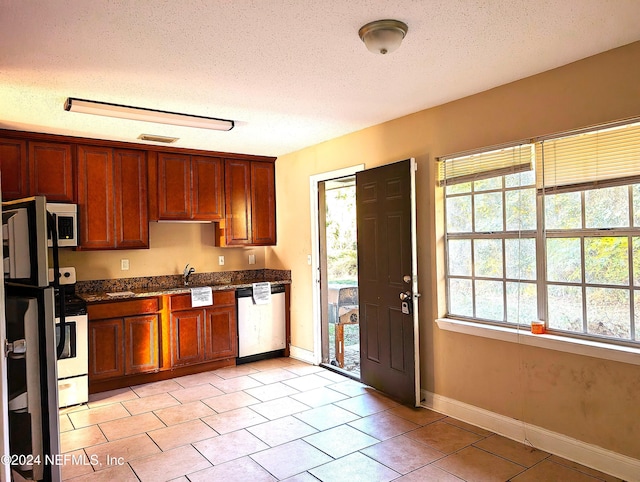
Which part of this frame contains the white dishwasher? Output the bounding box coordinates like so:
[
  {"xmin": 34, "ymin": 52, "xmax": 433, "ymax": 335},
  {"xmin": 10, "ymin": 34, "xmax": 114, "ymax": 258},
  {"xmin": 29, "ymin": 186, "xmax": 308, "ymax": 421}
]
[{"xmin": 236, "ymin": 283, "xmax": 286, "ymax": 363}]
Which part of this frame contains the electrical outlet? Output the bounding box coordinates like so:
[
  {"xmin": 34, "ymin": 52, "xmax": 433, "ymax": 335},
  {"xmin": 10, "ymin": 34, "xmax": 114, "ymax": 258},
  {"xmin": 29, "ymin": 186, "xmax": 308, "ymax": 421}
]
[
  {"xmin": 218, "ymin": 255, "xmax": 225, "ymax": 266},
  {"xmin": 121, "ymin": 259, "xmax": 130, "ymax": 271},
  {"xmin": 307, "ymin": 255, "xmax": 312, "ymax": 265},
  {"xmin": 248, "ymin": 254, "xmax": 256, "ymax": 265}
]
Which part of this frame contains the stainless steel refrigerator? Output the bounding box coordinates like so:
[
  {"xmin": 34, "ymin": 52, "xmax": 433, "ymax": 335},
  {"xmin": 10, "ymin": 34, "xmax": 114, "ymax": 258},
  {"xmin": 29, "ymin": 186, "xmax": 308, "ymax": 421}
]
[{"xmin": 1, "ymin": 196, "xmax": 61, "ymax": 482}]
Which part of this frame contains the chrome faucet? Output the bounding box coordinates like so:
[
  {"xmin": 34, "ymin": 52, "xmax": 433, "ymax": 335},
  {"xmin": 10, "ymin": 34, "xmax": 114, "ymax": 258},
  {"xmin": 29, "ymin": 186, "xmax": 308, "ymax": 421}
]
[{"xmin": 183, "ymin": 264, "xmax": 195, "ymax": 286}]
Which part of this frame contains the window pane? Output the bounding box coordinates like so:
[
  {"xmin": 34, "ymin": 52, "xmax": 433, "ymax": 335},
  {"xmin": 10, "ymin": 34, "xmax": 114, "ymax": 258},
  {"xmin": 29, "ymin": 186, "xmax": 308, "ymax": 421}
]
[
  {"xmin": 474, "ymin": 177, "xmax": 501, "ymax": 192},
  {"xmin": 586, "ymin": 287, "xmax": 630, "ymax": 339},
  {"xmin": 585, "ymin": 186, "xmax": 629, "ymax": 228},
  {"xmin": 448, "ymin": 239, "xmax": 471, "ymax": 276},
  {"xmin": 505, "ymin": 238, "xmax": 536, "ymax": 280},
  {"xmin": 584, "ymin": 237, "xmax": 629, "ymax": 285},
  {"xmin": 633, "ymin": 184, "xmax": 640, "ymax": 227},
  {"xmin": 545, "ymin": 192, "xmax": 581, "ymax": 230},
  {"xmin": 474, "ymin": 239, "xmax": 503, "ymax": 278},
  {"xmin": 446, "ymin": 196, "xmax": 472, "ymax": 233},
  {"xmin": 547, "ymin": 238, "xmax": 582, "ymax": 283},
  {"xmin": 635, "ymin": 290, "xmax": 640, "ymax": 341},
  {"xmin": 634, "ymin": 237, "xmax": 640, "ymax": 286},
  {"xmin": 449, "ymin": 278, "xmax": 472, "ymax": 317},
  {"xmin": 548, "ymin": 285, "xmax": 583, "ymax": 332},
  {"xmin": 474, "ymin": 192, "xmax": 503, "ymax": 232},
  {"xmin": 446, "ymin": 182, "xmax": 471, "ymax": 195},
  {"xmin": 506, "ymin": 282, "xmax": 537, "ymax": 325},
  {"xmin": 505, "ymin": 170, "xmax": 535, "ymax": 188},
  {"xmin": 506, "ymin": 188, "xmax": 536, "ymax": 230},
  {"xmin": 475, "ymin": 280, "xmax": 504, "ymax": 321}
]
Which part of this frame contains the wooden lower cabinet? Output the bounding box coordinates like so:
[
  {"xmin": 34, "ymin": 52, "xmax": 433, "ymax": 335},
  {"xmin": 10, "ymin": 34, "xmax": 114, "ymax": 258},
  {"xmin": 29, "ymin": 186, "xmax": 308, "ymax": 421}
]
[
  {"xmin": 125, "ymin": 314, "xmax": 159, "ymax": 374},
  {"xmin": 204, "ymin": 307, "xmax": 238, "ymax": 360},
  {"xmin": 170, "ymin": 309, "xmax": 204, "ymax": 367},
  {"xmin": 88, "ymin": 318, "xmax": 124, "ymax": 381}
]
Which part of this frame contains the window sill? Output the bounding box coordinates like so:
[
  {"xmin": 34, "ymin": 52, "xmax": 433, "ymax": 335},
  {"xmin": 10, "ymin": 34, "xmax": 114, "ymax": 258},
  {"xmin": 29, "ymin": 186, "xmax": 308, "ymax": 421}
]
[{"xmin": 435, "ymin": 318, "xmax": 640, "ymax": 366}]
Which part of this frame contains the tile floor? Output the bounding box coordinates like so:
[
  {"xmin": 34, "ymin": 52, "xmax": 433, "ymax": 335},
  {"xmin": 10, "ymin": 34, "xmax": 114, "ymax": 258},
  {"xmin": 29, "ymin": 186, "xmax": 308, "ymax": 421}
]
[{"xmin": 59, "ymin": 357, "xmax": 622, "ymax": 481}]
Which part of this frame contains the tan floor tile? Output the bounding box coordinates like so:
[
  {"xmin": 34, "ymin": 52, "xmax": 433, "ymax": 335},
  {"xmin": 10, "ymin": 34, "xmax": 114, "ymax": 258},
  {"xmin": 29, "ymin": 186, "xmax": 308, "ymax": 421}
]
[
  {"xmin": 68, "ymin": 403, "xmax": 130, "ymax": 429},
  {"xmin": 247, "ymin": 415, "xmax": 317, "ymax": 447},
  {"xmin": 202, "ymin": 406, "xmax": 269, "ymax": 434},
  {"xmin": 246, "ymin": 358, "xmax": 292, "ymax": 371},
  {"xmin": 290, "ymin": 385, "xmax": 349, "ymax": 408},
  {"xmin": 59, "ymin": 414, "xmax": 74, "ymax": 433},
  {"xmin": 210, "ymin": 374, "xmax": 264, "ymax": 393},
  {"xmin": 443, "ymin": 417, "xmax": 494, "ymax": 437},
  {"xmin": 202, "ymin": 390, "xmax": 261, "ymax": 412},
  {"xmin": 59, "ymin": 404, "xmax": 88, "ymax": 416},
  {"xmin": 309, "ymin": 452, "xmax": 400, "ymax": 482},
  {"xmin": 60, "ymin": 425, "xmax": 107, "ymax": 453},
  {"xmin": 386, "ymin": 405, "xmax": 446, "ymax": 425},
  {"xmin": 168, "ymin": 383, "xmax": 224, "ymax": 403},
  {"xmin": 303, "ymin": 424, "xmax": 379, "ymax": 458},
  {"xmin": 334, "ymin": 392, "xmax": 399, "ymax": 417},
  {"xmin": 250, "ymin": 396, "xmax": 311, "ymax": 420},
  {"xmin": 282, "ymin": 373, "xmax": 333, "ymax": 391},
  {"xmin": 193, "ymin": 429, "xmax": 269, "ymax": 465},
  {"xmin": 84, "ymin": 433, "xmax": 160, "ymax": 471},
  {"xmin": 251, "ymin": 439, "xmax": 332, "ymax": 479},
  {"xmin": 405, "ymin": 420, "xmax": 483, "ymax": 454},
  {"xmin": 153, "ymin": 400, "xmax": 215, "ymax": 425},
  {"xmin": 280, "ymin": 473, "xmax": 320, "ymax": 482},
  {"xmin": 187, "ymin": 456, "xmax": 276, "ymax": 482},
  {"xmin": 316, "ymin": 369, "xmax": 353, "ymax": 383},
  {"xmin": 214, "ymin": 365, "xmax": 259, "ymax": 379},
  {"xmin": 147, "ymin": 419, "xmax": 218, "ymax": 451},
  {"xmin": 394, "ymin": 464, "xmax": 465, "ymax": 481},
  {"xmin": 99, "ymin": 412, "xmax": 165, "ymax": 441},
  {"xmin": 282, "ymin": 364, "xmax": 325, "ymax": 376},
  {"xmin": 361, "ymin": 435, "xmax": 446, "ymax": 474},
  {"xmin": 128, "ymin": 445, "xmax": 211, "ymax": 482},
  {"xmin": 548, "ymin": 455, "xmax": 624, "ymax": 482},
  {"xmin": 121, "ymin": 392, "xmax": 180, "ymax": 415},
  {"xmin": 436, "ymin": 446, "xmax": 526, "ymax": 481},
  {"xmin": 65, "ymin": 463, "xmax": 139, "ymax": 481},
  {"xmin": 87, "ymin": 387, "xmax": 138, "ymax": 408},
  {"xmin": 248, "ymin": 367, "xmax": 300, "ymax": 384},
  {"xmin": 130, "ymin": 379, "xmax": 183, "ymax": 398},
  {"xmin": 172, "ymin": 370, "xmax": 225, "ymax": 388},
  {"xmin": 59, "ymin": 449, "xmax": 93, "ymax": 480},
  {"xmin": 474, "ymin": 434, "xmax": 550, "ymax": 467},
  {"xmin": 294, "ymin": 403, "xmax": 360, "ymax": 431},
  {"xmin": 511, "ymin": 459, "xmax": 604, "ymax": 482},
  {"xmin": 348, "ymin": 412, "xmax": 420, "ymax": 440},
  {"xmin": 245, "ymin": 381, "xmax": 300, "ymax": 401},
  {"xmin": 167, "ymin": 478, "xmax": 189, "ymax": 482},
  {"xmin": 327, "ymin": 379, "xmax": 371, "ymax": 397}
]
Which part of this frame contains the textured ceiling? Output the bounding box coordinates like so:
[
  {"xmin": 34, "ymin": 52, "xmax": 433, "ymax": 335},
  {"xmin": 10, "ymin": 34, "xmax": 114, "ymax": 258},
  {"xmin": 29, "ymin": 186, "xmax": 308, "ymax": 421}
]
[{"xmin": 2, "ymin": 1, "xmax": 640, "ymax": 157}]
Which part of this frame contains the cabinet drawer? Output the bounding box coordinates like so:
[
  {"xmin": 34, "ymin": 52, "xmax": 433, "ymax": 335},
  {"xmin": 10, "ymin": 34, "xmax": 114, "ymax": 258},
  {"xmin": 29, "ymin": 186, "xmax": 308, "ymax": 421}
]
[
  {"xmin": 170, "ymin": 290, "xmax": 235, "ymax": 311},
  {"xmin": 88, "ymin": 298, "xmax": 159, "ymax": 319}
]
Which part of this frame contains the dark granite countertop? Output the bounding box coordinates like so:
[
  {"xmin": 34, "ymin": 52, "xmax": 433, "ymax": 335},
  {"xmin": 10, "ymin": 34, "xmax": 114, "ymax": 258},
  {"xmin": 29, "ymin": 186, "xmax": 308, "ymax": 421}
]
[{"xmin": 77, "ymin": 269, "xmax": 291, "ymax": 303}]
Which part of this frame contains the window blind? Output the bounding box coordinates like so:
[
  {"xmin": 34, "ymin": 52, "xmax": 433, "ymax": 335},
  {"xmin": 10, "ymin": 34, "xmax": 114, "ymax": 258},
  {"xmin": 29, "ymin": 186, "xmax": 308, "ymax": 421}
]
[
  {"xmin": 438, "ymin": 144, "xmax": 533, "ymax": 186},
  {"xmin": 536, "ymin": 121, "xmax": 640, "ymax": 193}
]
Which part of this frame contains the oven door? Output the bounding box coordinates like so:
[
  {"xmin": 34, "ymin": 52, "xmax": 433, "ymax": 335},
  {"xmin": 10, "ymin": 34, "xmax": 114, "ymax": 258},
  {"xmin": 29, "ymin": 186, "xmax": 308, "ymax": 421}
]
[{"xmin": 56, "ymin": 314, "xmax": 89, "ymax": 407}]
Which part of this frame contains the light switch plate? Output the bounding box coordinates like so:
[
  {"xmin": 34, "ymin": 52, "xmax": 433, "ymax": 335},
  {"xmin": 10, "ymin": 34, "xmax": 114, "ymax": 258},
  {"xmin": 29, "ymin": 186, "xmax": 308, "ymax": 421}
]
[{"xmin": 218, "ymin": 255, "xmax": 225, "ymax": 266}]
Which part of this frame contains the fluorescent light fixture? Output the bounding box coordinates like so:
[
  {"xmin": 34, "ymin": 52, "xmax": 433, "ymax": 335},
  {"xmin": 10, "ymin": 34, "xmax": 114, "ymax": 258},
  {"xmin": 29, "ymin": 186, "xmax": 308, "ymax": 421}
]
[{"xmin": 64, "ymin": 97, "xmax": 234, "ymax": 131}]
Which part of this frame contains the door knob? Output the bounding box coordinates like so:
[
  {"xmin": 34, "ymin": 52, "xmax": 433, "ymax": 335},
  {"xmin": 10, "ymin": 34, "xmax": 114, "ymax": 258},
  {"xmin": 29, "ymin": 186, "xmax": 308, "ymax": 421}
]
[{"xmin": 399, "ymin": 291, "xmax": 411, "ymax": 301}]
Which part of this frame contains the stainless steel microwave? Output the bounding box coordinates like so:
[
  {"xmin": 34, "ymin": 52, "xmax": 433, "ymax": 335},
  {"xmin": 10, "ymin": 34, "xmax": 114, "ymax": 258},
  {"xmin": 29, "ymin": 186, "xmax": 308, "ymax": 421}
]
[{"xmin": 47, "ymin": 202, "xmax": 78, "ymax": 247}]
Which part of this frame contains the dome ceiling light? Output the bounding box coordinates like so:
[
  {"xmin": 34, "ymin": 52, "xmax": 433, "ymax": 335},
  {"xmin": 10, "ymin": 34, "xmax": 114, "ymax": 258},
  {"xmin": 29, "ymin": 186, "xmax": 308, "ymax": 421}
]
[{"xmin": 358, "ymin": 19, "xmax": 408, "ymax": 55}]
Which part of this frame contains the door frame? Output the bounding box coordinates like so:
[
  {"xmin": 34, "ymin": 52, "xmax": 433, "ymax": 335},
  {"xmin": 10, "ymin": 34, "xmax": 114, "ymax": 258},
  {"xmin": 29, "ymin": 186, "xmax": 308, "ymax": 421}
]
[{"xmin": 309, "ymin": 164, "xmax": 364, "ymax": 365}]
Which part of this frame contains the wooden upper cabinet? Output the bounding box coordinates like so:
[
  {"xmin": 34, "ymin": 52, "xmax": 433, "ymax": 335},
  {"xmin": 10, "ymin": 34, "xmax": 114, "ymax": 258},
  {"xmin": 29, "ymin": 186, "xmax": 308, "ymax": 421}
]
[
  {"xmin": 156, "ymin": 153, "xmax": 223, "ymax": 221},
  {"xmin": 77, "ymin": 145, "xmax": 148, "ymax": 250},
  {"xmin": 222, "ymin": 159, "xmax": 276, "ymax": 246},
  {"xmin": 29, "ymin": 141, "xmax": 74, "ymax": 202},
  {"xmin": 0, "ymin": 138, "xmax": 28, "ymax": 200}
]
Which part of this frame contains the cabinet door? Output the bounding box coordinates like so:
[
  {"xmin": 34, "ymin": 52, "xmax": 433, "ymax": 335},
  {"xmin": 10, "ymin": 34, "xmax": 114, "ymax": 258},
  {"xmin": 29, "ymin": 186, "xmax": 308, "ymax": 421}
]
[
  {"xmin": 124, "ymin": 314, "xmax": 159, "ymax": 375},
  {"xmin": 192, "ymin": 156, "xmax": 224, "ymax": 220},
  {"xmin": 204, "ymin": 306, "xmax": 237, "ymax": 361},
  {"xmin": 170, "ymin": 309, "xmax": 204, "ymax": 367},
  {"xmin": 114, "ymin": 149, "xmax": 148, "ymax": 248},
  {"xmin": 224, "ymin": 159, "xmax": 252, "ymax": 245},
  {"xmin": 251, "ymin": 161, "xmax": 277, "ymax": 245},
  {"xmin": 158, "ymin": 153, "xmax": 191, "ymax": 219},
  {"xmin": 0, "ymin": 138, "xmax": 28, "ymax": 200},
  {"xmin": 77, "ymin": 145, "xmax": 115, "ymax": 249},
  {"xmin": 28, "ymin": 141, "xmax": 74, "ymax": 202},
  {"xmin": 89, "ymin": 319, "xmax": 124, "ymax": 381}
]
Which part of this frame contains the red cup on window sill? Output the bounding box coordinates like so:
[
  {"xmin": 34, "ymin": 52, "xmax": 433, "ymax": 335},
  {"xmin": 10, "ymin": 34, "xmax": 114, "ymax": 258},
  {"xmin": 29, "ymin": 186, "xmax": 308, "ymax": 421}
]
[{"xmin": 531, "ymin": 320, "xmax": 545, "ymax": 335}]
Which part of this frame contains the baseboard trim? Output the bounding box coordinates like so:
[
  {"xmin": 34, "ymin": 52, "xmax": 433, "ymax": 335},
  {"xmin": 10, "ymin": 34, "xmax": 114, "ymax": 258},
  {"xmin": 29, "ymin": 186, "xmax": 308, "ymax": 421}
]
[
  {"xmin": 288, "ymin": 345, "xmax": 316, "ymax": 364},
  {"xmin": 421, "ymin": 390, "xmax": 640, "ymax": 482}
]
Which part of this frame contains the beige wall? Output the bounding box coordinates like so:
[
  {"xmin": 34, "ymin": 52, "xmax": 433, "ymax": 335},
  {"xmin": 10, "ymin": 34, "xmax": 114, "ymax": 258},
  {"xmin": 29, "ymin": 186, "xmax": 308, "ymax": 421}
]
[
  {"xmin": 268, "ymin": 41, "xmax": 640, "ymax": 459},
  {"xmin": 62, "ymin": 222, "xmax": 266, "ymax": 281}
]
